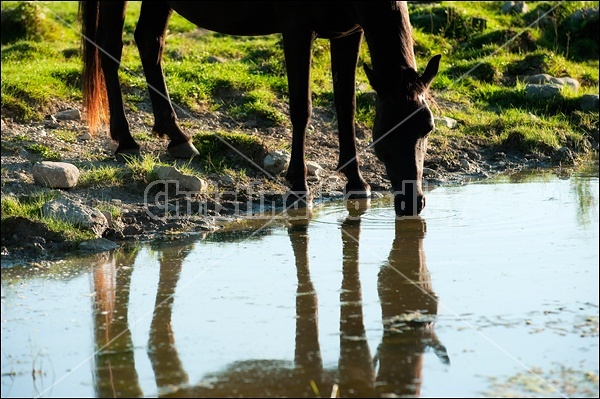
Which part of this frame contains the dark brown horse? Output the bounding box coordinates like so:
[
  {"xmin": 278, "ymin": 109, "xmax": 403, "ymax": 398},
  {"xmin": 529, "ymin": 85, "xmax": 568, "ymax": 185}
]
[{"xmin": 79, "ymin": 1, "xmax": 440, "ymax": 216}]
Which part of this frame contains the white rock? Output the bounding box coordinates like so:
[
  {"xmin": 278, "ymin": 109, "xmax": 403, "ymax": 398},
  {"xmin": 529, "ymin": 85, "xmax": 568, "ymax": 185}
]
[
  {"xmin": 53, "ymin": 108, "xmax": 81, "ymax": 121},
  {"xmin": 502, "ymin": 1, "xmax": 529, "ymax": 14},
  {"xmin": 32, "ymin": 161, "xmax": 80, "ymax": 188},
  {"xmin": 154, "ymin": 165, "xmax": 207, "ymax": 193},
  {"xmin": 306, "ymin": 161, "xmax": 324, "ymax": 177},
  {"xmin": 42, "ymin": 197, "xmax": 108, "ymax": 237},
  {"xmin": 523, "ymin": 74, "xmax": 579, "ymax": 90},
  {"xmin": 435, "ymin": 116, "xmax": 457, "ymax": 129},
  {"xmin": 263, "ymin": 150, "xmax": 290, "ymax": 175}
]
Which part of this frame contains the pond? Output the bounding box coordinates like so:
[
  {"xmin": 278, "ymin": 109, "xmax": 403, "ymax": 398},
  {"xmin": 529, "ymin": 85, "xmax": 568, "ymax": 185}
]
[{"xmin": 2, "ymin": 163, "xmax": 599, "ymax": 398}]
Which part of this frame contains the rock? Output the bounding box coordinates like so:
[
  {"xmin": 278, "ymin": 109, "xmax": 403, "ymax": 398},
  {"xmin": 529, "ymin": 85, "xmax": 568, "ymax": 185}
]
[
  {"xmin": 206, "ymin": 55, "xmax": 225, "ymax": 64},
  {"xmin": 42, "ymin": 197, "xmax": 108, "ymax": 237},
  {"xmin": 580, "ymin": 94, "xmax": 599, "ymax": 112},
  {"xmin": 80, "ymin": 132, "xmax": 92, "ymax": 140},
  {"xmin": 502, "ymin": 1, "xmax": 529, "ymax": 14},
  {"xmin": 32, "ymin": 161, "xmax": 80, "ymax": 188},
  {"xmin": 306, "ymin": 161, "xmax": 324, "ymax": 177},
  {"xmin": 525, "ymin": 84, "xmax": 562, "ymax": 99},
  {"xmin": 460, "ymin": 159, "xmax": 471, "ymax": 170},
  {"xmin": 53, "ymin": 108, "xmax": 81, "ymax": 121},
  {"xmin": 522, "ymin": 74, "xmax": 579, "ymax": 90},
  {"xmin": 154, "ymin": 165, "xmax": 208, "ymax": 193},
  {"xmin": 263, "ymin": 150, "xmax": 290, "ymax": 175},
  {"xmin": 79, "ymin": 238, "xmax": 119, "ymax": 252},
  {"xmin": 435, "ymin": 116, "xmax": 457, "ymax": 129}
]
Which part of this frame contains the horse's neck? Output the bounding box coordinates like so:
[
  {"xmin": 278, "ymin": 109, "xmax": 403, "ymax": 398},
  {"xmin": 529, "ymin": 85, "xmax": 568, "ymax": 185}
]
[{"xmin": 359, "ymin": 1, "xmax": 417, "ymax": 73}]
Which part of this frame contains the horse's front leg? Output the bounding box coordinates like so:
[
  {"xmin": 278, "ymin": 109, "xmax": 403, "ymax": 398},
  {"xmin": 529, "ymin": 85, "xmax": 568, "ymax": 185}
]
[
  {"xmin": 282, "ymin": 30, "xmax": 316, "ymax": 207},
  {"xmin": 134, "ymin": 1, "xmax": 199, "ymax": 158},
  {"xmin": 330, "ymin": 31, "xmax": 371, "ymax": 198},
  {"xmin": 98, "ymin": 2, "xmax": 140, "ymax": 157}
]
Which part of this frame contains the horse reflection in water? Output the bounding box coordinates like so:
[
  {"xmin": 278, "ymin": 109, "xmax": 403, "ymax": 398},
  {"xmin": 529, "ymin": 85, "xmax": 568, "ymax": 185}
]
[
  {"xmin": 92, "ymin": 243, "xmax": 192, "ymax": 397},
  {"xmin": 91, "ymin": 203, "xmax": 448, "ymax": 397}
]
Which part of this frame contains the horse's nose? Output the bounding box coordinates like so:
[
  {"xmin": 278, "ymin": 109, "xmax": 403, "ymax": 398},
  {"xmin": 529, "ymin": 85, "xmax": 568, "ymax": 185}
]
[{"xmin": 394, "ymin": 194, "xmax": 425, "ymax": 217}]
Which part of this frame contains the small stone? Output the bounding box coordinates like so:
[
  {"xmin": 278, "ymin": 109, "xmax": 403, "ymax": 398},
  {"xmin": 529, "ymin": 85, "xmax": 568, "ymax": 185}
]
[
  {"xmin": 435, "ymin": 116, "xmax": 457, "ymax": 129},
  {"xmin": 206, "ymin": 55, "xmax": 226, "ymax": 64},
  {"xmin": 79, "ymin": 238, "xmax": 120, "ymax": 252},
  {"xmin": 306, "ymin": 161, "xmax": 324, "ymax": 177},
  {"xmin": 263, "ymin": 150, "xmax": 290, "ymax": 175},
  {"xmin": 80, "ymin": 132, "xmax": 92, "ymax": 141},
  {"xmin": 32, "ymin": 161, "xmax": 80, "ymax": 188},
  {"xmin": 502, "ymin": 1, "xmax": 529, "ymax": 14},
  {"xmin": 154, "ymin": 165, "xmax": 208, "ymax": 193},
  {"xmin": 460, "ymin": 159, "xmax": 471, "ymax": 170},
  {"xmin": 522, "ymin": 74, "xmax": 579, "ymax": 90},
  {"xmin": 53, "ymin": 108, "xmax": 81, "ymax": 121}
]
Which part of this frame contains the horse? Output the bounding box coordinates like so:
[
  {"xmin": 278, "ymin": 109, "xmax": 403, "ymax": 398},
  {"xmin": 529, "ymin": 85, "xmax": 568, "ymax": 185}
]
[{"xmin": 79, "ymin": 1, "xmax": 441, "ymax": 216}]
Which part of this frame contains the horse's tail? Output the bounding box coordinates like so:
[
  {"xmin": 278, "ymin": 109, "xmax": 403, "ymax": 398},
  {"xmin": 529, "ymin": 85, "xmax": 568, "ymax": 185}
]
[{"xmin": 79, "ymin": 1, "xmax": 108, "ymax": 135}]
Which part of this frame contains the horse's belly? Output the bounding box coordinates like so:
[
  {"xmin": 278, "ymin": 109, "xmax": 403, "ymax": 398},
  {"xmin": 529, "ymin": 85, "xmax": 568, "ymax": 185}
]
[{"xmin": 168, "ymin": 1, "xmax": 280, "ymax": 36}]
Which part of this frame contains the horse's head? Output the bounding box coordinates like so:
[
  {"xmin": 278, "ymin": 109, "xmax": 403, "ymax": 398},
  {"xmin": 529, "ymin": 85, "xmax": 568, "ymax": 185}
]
[{"xmin": 364, "ymin": 55, "xmax": 441, "ymax": 216}]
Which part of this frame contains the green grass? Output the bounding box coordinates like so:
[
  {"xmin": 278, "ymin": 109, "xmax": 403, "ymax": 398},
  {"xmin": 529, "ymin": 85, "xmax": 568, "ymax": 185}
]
[
  {"xmin": 1, "ymin": 1, "xmax": 598, "ymax": 160},
  {"xmin": 78, "ymin": 165, "xmax": 128, "ymax": 188},
  {"xmin": 26, "ymin": 143, "xmax": 62, "ymax": 161},
  {"xmin": 192, "ymin": 130, "xmax": 270, "ymax": 173}
]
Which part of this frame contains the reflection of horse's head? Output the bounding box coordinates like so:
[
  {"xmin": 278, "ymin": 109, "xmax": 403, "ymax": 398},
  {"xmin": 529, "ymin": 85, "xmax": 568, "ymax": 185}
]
[{"xmin": 375, "ymin": 217, "xmax": 449, "ymax": 397}]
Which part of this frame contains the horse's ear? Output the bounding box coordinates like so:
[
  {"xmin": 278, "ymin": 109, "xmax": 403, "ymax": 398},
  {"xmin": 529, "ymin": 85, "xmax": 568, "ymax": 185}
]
[
  {"xmin": 363, "ymin": 64, "xmax": 380, "ymax": 92},
  {"xmin": 421, "ymin": 54, "xmax": 442, "ymax": 88}
]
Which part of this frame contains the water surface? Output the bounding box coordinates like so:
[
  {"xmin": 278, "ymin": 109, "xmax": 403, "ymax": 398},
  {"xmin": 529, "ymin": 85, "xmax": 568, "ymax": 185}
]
[{"xmin": 2, "ymin": 166, "xmax": 599, "ymax": 397}]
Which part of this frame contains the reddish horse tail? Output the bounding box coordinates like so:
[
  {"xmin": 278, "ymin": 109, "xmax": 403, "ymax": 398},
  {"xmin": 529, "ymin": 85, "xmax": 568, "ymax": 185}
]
[{"xmin": 79, "ymin": 1, "xmax": 108, "ymax": 135}]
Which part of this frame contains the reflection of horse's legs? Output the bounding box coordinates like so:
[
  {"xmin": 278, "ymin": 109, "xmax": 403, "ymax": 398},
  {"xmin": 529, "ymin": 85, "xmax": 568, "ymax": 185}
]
[
  {"xmin": 134, "ymin": 2, "xmax": 198, "ymax": 158},
  {"xmin": 338, "ymin": 217, "xmax": 375, "ymax": 397},
  {"xmin": 98, "ymin": 2, "xmax": 140, "ymax": 155},
  {"xmin": 331, "ymin": 32, "xmax": 371, "ymax": 198},
  {"xmin": 282, "ymin": 31, "xmax": 316, "ymax": 204},
  {"xmin": 288, "ymin": 223, "xmax": 324, "ymax": 385},
  {"xmin": 92, "ymin": 252, "xmax": 143, "ymax": 397},
  {"xmin": 147, "ymin": 246, "xmax": 189, "ymax": 392}
]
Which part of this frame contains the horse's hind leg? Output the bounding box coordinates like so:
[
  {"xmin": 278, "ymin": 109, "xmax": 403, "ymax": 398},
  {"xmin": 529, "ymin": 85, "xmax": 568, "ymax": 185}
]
[
  {"xmin": 134, "ymin": 1, "xmax": 199, "ymax": 158},
  {"xmin": 330, "ymin": 31, "xmax": 371, "ymax": 199},
  {"xmin": 98, "ymin": 2, "xmax": 140, "ymax": 157}
]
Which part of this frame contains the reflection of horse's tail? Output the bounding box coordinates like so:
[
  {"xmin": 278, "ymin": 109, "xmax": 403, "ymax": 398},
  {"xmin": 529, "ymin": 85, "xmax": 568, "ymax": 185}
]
[{"xmin": 79, "ymin": 1, "xmax": 111, "ymax": 134}]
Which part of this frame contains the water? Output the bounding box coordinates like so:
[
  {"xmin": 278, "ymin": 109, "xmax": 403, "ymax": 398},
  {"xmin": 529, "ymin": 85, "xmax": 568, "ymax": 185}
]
[{"xmin": 2, "ymin": 165, "xmax": 599, "ymax": 398}]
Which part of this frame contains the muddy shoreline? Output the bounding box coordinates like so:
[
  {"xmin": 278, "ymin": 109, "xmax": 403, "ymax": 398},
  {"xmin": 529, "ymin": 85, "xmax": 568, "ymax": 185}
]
[{"xmin": 0, "ymin": 106, "xmax": 595, "ymax": 267}]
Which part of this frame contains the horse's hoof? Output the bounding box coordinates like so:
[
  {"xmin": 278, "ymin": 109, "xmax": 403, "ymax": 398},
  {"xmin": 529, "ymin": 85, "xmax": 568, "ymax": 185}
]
[
  {"xmin": 168, "ymin": 141, "xmax": 200, "ymax": 158},
  {"xmin": 284, "ymin": 190, "xmax": 313, "ymax": 210},
  {"xmin": 115, "ymin": 149, "xmax": 141, "ymax": 162},
  {"xmin": 344, "ymin": 183, "xmax": 371, "ymax": 199}
]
